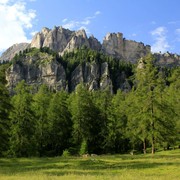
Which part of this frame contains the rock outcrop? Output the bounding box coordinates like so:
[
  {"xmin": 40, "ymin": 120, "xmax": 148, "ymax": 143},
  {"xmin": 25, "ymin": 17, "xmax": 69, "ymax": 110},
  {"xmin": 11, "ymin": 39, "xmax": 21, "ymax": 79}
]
[
  {"xmin": 6, "ymin": 51, "xmax": 67, "ymax": 93},
  {"xmin": 0, "ymin": 43, "xmax": 29, "ymax": 62},
  {"xmin": 31, "ymin": 27, "xmax": 92, "ymax": 56},
  {"xmin": 154, "ymin": 52, "xmax": 180, "ymax": 67},
  {"xmin": 30, "ymin": 27, "xmax": 150, "ymax": 63},
  {"xmin": 69, "ymin": 62, "xmax": 112, "ymax": 92},
  {"xmin": 102, "ymin": 33, "xmax": 151, "ymax": 63},
  {"xmin": 2, "ymin": 26, "xmax": 180, "ymax": 94},
  {"xmin": 5, "ymin": 49, "xmax": 115, "ymax": 93},
  {"xmin": 1, "ymin": 26, "xmax": 179, "ymax": 66}
]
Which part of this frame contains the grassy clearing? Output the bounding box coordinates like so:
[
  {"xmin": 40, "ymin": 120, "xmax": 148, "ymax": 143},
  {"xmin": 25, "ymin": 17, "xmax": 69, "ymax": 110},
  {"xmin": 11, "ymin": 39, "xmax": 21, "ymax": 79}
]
[{"xmin": 0, "ymin": 149, "xmax": 179, "ymax": 180}]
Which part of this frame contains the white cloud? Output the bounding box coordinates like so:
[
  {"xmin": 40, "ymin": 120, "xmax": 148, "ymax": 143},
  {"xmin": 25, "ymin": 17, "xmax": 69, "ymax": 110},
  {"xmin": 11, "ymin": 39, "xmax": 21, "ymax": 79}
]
[
  {"xmin": 0, "ymin": 0, "xmax": 36, "ymax": 52},
  {"xmin": 132, "ymin": 33, "xmax": 137, "ymax": 37},
  {"xmin": 62, "ymin": 18, "xmax": 68, "ymax": 23},
  {"xmin": 0, "ymin": 0, "xmax": 9, "ymax": 4},
  {"xmin": 95, "ymin": 11, "xmax": 101, "ymax": 15},
  {"xmin": 168, "ymin": 21, "xmax": 180, "ymax": 25},
  {"xmin": 175, "ymin": 28, "xmax": 180, "ymax": 41},
  {"xmin": 175, "ymin": 29, "xmax": 180, "ymax": 32},
  {"xmin": 62, "ymin": 11, "xmax": 101, "ymax": 34},
  {"xmin": 151, "ymin": 27, "xmax": 170, "ymax": 53}
]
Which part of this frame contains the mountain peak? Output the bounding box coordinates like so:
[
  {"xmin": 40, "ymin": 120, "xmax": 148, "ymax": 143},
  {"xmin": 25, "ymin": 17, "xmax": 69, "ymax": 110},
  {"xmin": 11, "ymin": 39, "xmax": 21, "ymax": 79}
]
[
  {"xmin": 1, "ymin": 26, "xmax": 179, "ymax": 66},
  {"xmin": 29, "ymin": 26, "xmax": 150, "ymax": 63}
]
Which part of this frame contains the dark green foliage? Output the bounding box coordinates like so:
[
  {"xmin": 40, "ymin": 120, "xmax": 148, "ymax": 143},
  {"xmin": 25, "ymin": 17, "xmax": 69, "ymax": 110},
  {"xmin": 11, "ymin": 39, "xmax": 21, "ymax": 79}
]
[
  {"xmin": 9, "ymin": 81, "xmax": 37, "ymax": 157},
  {"xmin": 0, "ymin": 64, "xmax": 11, "ymax": 156},
  {"xmin": 0, "ymin": 50, "xmax": 179, "ymax": 157},
  {"xmin": 126, "ymin": 54, "xmax": 177, "ymax": 154},
  {"xmin": 59, "ymin": 47, "xmax": 133, "ymax": 92},
  {"xmin": 106, "ymin": 90, "xmax": 129, "ymax": 153},
  {"xmin": 47, "ymin": 91, "xmax": 72, "ymax": 156},
  {"xmin": 92, "ymin": 90, "xmax": 113, "ymax": 153},
  {"xmin": 32, "ymin": 84, "xmax": 52, "ymax": 156},
  {"xmin": 70, "ymin": 84, "xmax": 102, "ymax": 154}
]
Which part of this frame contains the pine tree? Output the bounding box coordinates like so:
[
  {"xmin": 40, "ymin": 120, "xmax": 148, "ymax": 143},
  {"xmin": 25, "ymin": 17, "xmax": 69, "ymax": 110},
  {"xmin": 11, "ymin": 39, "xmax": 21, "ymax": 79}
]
[
  {"xmin": 165, "ymin": 67, "xmax": 180, "ymax": 147},
  {"xmin": 32, "ymin": 84, "xmax": 52, "ymax": 156},
  {"xmin": 0, "ymin": 64, "xmax": 11, "ymax": 156},
  {"xmin": 127, "ymin": 54, "xmax": 176, "ymax": 154},
  {"xmin": 47, "ymin": 91, "xmax": 72, "ymax": 155},
  {"xmin": 9, "ymin": 81, "xmax": 36, "ymax": 157},
  {"xmin": 106, "ymin": 90, "xmax": 128, "ymax": 153},
  {"xmin": 70, "ymin": 84, "xmax": 101, "ymax": 154},
  {"xmin": 93, "ymin": 90, "xmax": 112, "ymax": 153}
]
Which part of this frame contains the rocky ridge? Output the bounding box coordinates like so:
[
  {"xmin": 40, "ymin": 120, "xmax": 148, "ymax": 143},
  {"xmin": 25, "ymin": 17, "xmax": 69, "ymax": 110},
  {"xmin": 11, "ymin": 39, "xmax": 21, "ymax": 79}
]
[
  {"xmin": 0, "ymin": 43, "xmax": 29, "ymax": 62},
  {"xmin": 2, "ymin": 26, "xmax": 180, "ymax": 93},
  {"xmin": 5, "ymin": 49, "xmax": 117, "ymax": 93},
  {"xmin": 30, "ymin": 26, "xmax": 150, "ymax": 63},
  {"xmin": 1, "ymin": 26, "xmax": 180, "ymax": 66}
]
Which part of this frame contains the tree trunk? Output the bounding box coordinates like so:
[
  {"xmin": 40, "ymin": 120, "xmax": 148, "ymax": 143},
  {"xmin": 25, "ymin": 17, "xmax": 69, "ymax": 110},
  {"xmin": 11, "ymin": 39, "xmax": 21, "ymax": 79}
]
[
  {"xmin": 151, "ymin": 136, "xmax": 155, "ymax": 154},
  {"xmin": 143, "ymin": 139, "xmax": 146, "ymax": 154},
  {"xmin": 150, "ymin": 90, "xmax": 155, "ymax": 154}
]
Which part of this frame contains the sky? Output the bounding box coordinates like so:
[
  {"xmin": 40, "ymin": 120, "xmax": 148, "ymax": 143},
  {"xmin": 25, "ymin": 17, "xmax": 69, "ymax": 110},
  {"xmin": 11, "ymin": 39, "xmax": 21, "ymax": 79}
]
[{"xmin": 1, "ymin": 0, "xmax": 180, "ymax": 55}]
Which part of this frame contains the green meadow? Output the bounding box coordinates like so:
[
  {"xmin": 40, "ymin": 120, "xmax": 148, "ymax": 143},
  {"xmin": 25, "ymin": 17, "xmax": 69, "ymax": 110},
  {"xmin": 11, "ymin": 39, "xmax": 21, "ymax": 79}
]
[{"xmin": 0, "ymin": 149, "xmax": 179, "ymax": 180}]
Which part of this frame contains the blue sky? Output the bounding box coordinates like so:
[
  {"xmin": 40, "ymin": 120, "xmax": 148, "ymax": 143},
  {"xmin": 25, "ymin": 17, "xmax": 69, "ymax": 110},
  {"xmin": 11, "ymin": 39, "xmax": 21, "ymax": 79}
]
[{"xmin": 1, "ymin": 0, "xmax": 180, "ymax": 54}]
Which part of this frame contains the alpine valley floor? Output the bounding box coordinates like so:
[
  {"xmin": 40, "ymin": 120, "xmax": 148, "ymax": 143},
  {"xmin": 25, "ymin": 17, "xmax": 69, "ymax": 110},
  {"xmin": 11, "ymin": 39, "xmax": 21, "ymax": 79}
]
[{"xmin": 0, "ymin": 149, "xmax": 179, "ymax": 180}]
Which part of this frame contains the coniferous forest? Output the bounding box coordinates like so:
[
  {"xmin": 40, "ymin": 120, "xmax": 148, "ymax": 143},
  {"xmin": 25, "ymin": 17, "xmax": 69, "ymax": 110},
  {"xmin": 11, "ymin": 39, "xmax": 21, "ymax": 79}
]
[{"xmin": 0, "ymin": 48, "xmax": 179, "ymax": 157}]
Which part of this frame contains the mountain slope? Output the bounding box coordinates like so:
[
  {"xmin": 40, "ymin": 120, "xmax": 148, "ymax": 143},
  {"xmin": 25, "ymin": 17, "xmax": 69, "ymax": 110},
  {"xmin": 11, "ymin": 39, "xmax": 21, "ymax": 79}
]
[{"xmin": 0, "ymin": 43, "xmax": 29, "ymax": 62}]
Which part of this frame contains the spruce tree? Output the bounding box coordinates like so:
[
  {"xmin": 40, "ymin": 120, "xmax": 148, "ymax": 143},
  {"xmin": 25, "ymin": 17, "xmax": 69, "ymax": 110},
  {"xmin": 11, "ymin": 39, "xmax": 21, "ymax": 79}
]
[
  {"xmin": 47, "ymin": 91, "xmax": 72, "ymax": 155},
  {"xmin": 9, "ymin": 81, "xmax": 36, "ymax": 157},
  {"xmin": 32, "ymin": 84, "xmax": 52, "ymax": 156},
  {"xmin": 127, "ymin": 54, "xmax": 177, "ymax": 154},
  {"xmin": 0, "ymin": 65, "xmax": 11, "ymax": 156},
  {"xmin": 106, "ymin": 90, "xmax": 128, "ymax": 153},
  {"xmin": 70, "ymin": 84, "xmax": 101, "ymax": 154}
]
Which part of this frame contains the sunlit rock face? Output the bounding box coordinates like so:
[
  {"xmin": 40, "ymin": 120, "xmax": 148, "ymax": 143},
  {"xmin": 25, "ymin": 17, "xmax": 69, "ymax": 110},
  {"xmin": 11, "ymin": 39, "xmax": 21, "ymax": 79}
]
[{"xmin": 102, "ymin": 32, "xmax": 151, "ymax": 63}]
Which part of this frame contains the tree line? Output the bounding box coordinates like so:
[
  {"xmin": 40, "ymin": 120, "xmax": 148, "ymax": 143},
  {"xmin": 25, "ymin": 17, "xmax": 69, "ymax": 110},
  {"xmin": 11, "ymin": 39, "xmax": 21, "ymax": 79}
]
[{"xmin": 0, "ymin": 53, "xmax": 179, "ymax": 157}]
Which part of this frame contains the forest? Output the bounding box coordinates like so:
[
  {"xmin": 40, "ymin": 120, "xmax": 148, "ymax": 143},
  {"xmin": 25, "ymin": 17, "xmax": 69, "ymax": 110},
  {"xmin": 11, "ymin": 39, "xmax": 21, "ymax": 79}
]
[{"xmin": 0, "ymin": 48, "xmax": 179, "ymax": 157}]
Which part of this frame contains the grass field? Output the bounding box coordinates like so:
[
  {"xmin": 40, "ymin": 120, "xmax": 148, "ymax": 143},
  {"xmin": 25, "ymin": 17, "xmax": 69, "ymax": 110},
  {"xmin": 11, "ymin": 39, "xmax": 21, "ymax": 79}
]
[{"xmin": 0, "ymin": 149, "xmax": 179, "ymax": 180}]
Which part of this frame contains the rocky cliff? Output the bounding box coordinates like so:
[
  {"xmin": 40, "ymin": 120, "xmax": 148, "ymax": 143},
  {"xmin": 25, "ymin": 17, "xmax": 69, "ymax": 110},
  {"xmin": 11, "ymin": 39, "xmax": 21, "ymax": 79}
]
[
  {"xmin": 154, "ymin": 52, "xmax": 180, "ymax": 67},
  {"xmin": 2, "ymin": 26, "xmax": 180, "ymax": 93},
  {"xmin": 30, "ymin": 26, "xmax": 150, "ymax": 63},
  {"xmin": 6, "ymin": 50, "xmax": 66, "ymax": 93},
  {"xmin": 30, "ymin": 26, "xmax": 102, "ymax": 56},
  {"xmin": 102, "ymin": 33, "xmax": 151, "ymax": 63},
  {"xmin": 6, "ymin": 48, "xmax": 121, "ymax": 93},
  {"xmin": 1, "ymin": 26, "xmax": 180, "ymax": 67},
  {"xmin": 0, "ymin": 43, "xmax": 29, "ymax": 62}
]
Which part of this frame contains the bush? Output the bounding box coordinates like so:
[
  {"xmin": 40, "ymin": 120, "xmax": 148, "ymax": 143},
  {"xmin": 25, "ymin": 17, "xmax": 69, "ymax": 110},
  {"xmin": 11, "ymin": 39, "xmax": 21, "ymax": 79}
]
[
  {"xmin": 62, "ymin": 149, "xmax": 70, "ymax": 157},
  {"xmin": 79, "ymin": 139, "xmax": 88, "ymax": 155}
]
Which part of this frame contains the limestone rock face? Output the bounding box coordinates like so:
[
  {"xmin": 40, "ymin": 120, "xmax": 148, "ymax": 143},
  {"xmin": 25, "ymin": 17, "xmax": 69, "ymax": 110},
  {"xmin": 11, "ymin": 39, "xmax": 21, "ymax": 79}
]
[
  {"xmin": 100, "ymin": 62, "xmax": 113, "ymax": 92},
  {"xmin": 70, "ymin": 62, "xmax": 112, "ymax": 91},
  {"xmin": 60, "ymin": 29, "xmax": 90, "ymax": 55},
  {"xmin": 2, "ymin": 27, "xmax": 180, "ymax": 67},
  {"xmin": 31, "ymin": 26, "xmax": 74, "ymax": 53},
  {"xmin": 30, "ymin": 27, "xmax": 103, "ymax": 57},
  {"xmin": 70, "ymin": 63, "xmax": 100, "ymax": 92},
  {"xmin": 6, "ymin": 53, "xmax": 66, "ymax": 93},
  {"xmin": 5, "ymin": 27, "xmax": 151, "ymax": 65},
  {"xmin": 0, "ymin": 43, "xmax": 29, "ymax": 62},
  {"xmin": 154, "ymin": 52, "xmax": 180, "ymax": 67},
  {"xmin": 3, "ymin": 27, "xmax": 180, "ymax": 94},
  {"xmin": 70, "ymin": 65, "xmax": 84, "ymax": 91},
  {"xmin": 102, "ymin": 33, "xmax": 124, "ymax": 57},
  {"xmin": 88, "ymin": 35, "xmax": 102, "ymax": 51},
  {"xmin": 30, "ymin": 27, "xmax": 151, "ymax": 64},
  {"xmin": 102, "ymin": 32, "xmax": 151, "ymax": 63},
  {"xmin": 31, "ymin": 27, "xmax": 94, "ymax": 56},
  {"xmin": 69, "ymin": 62, "xmax": 112, "ymax": 92}
]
